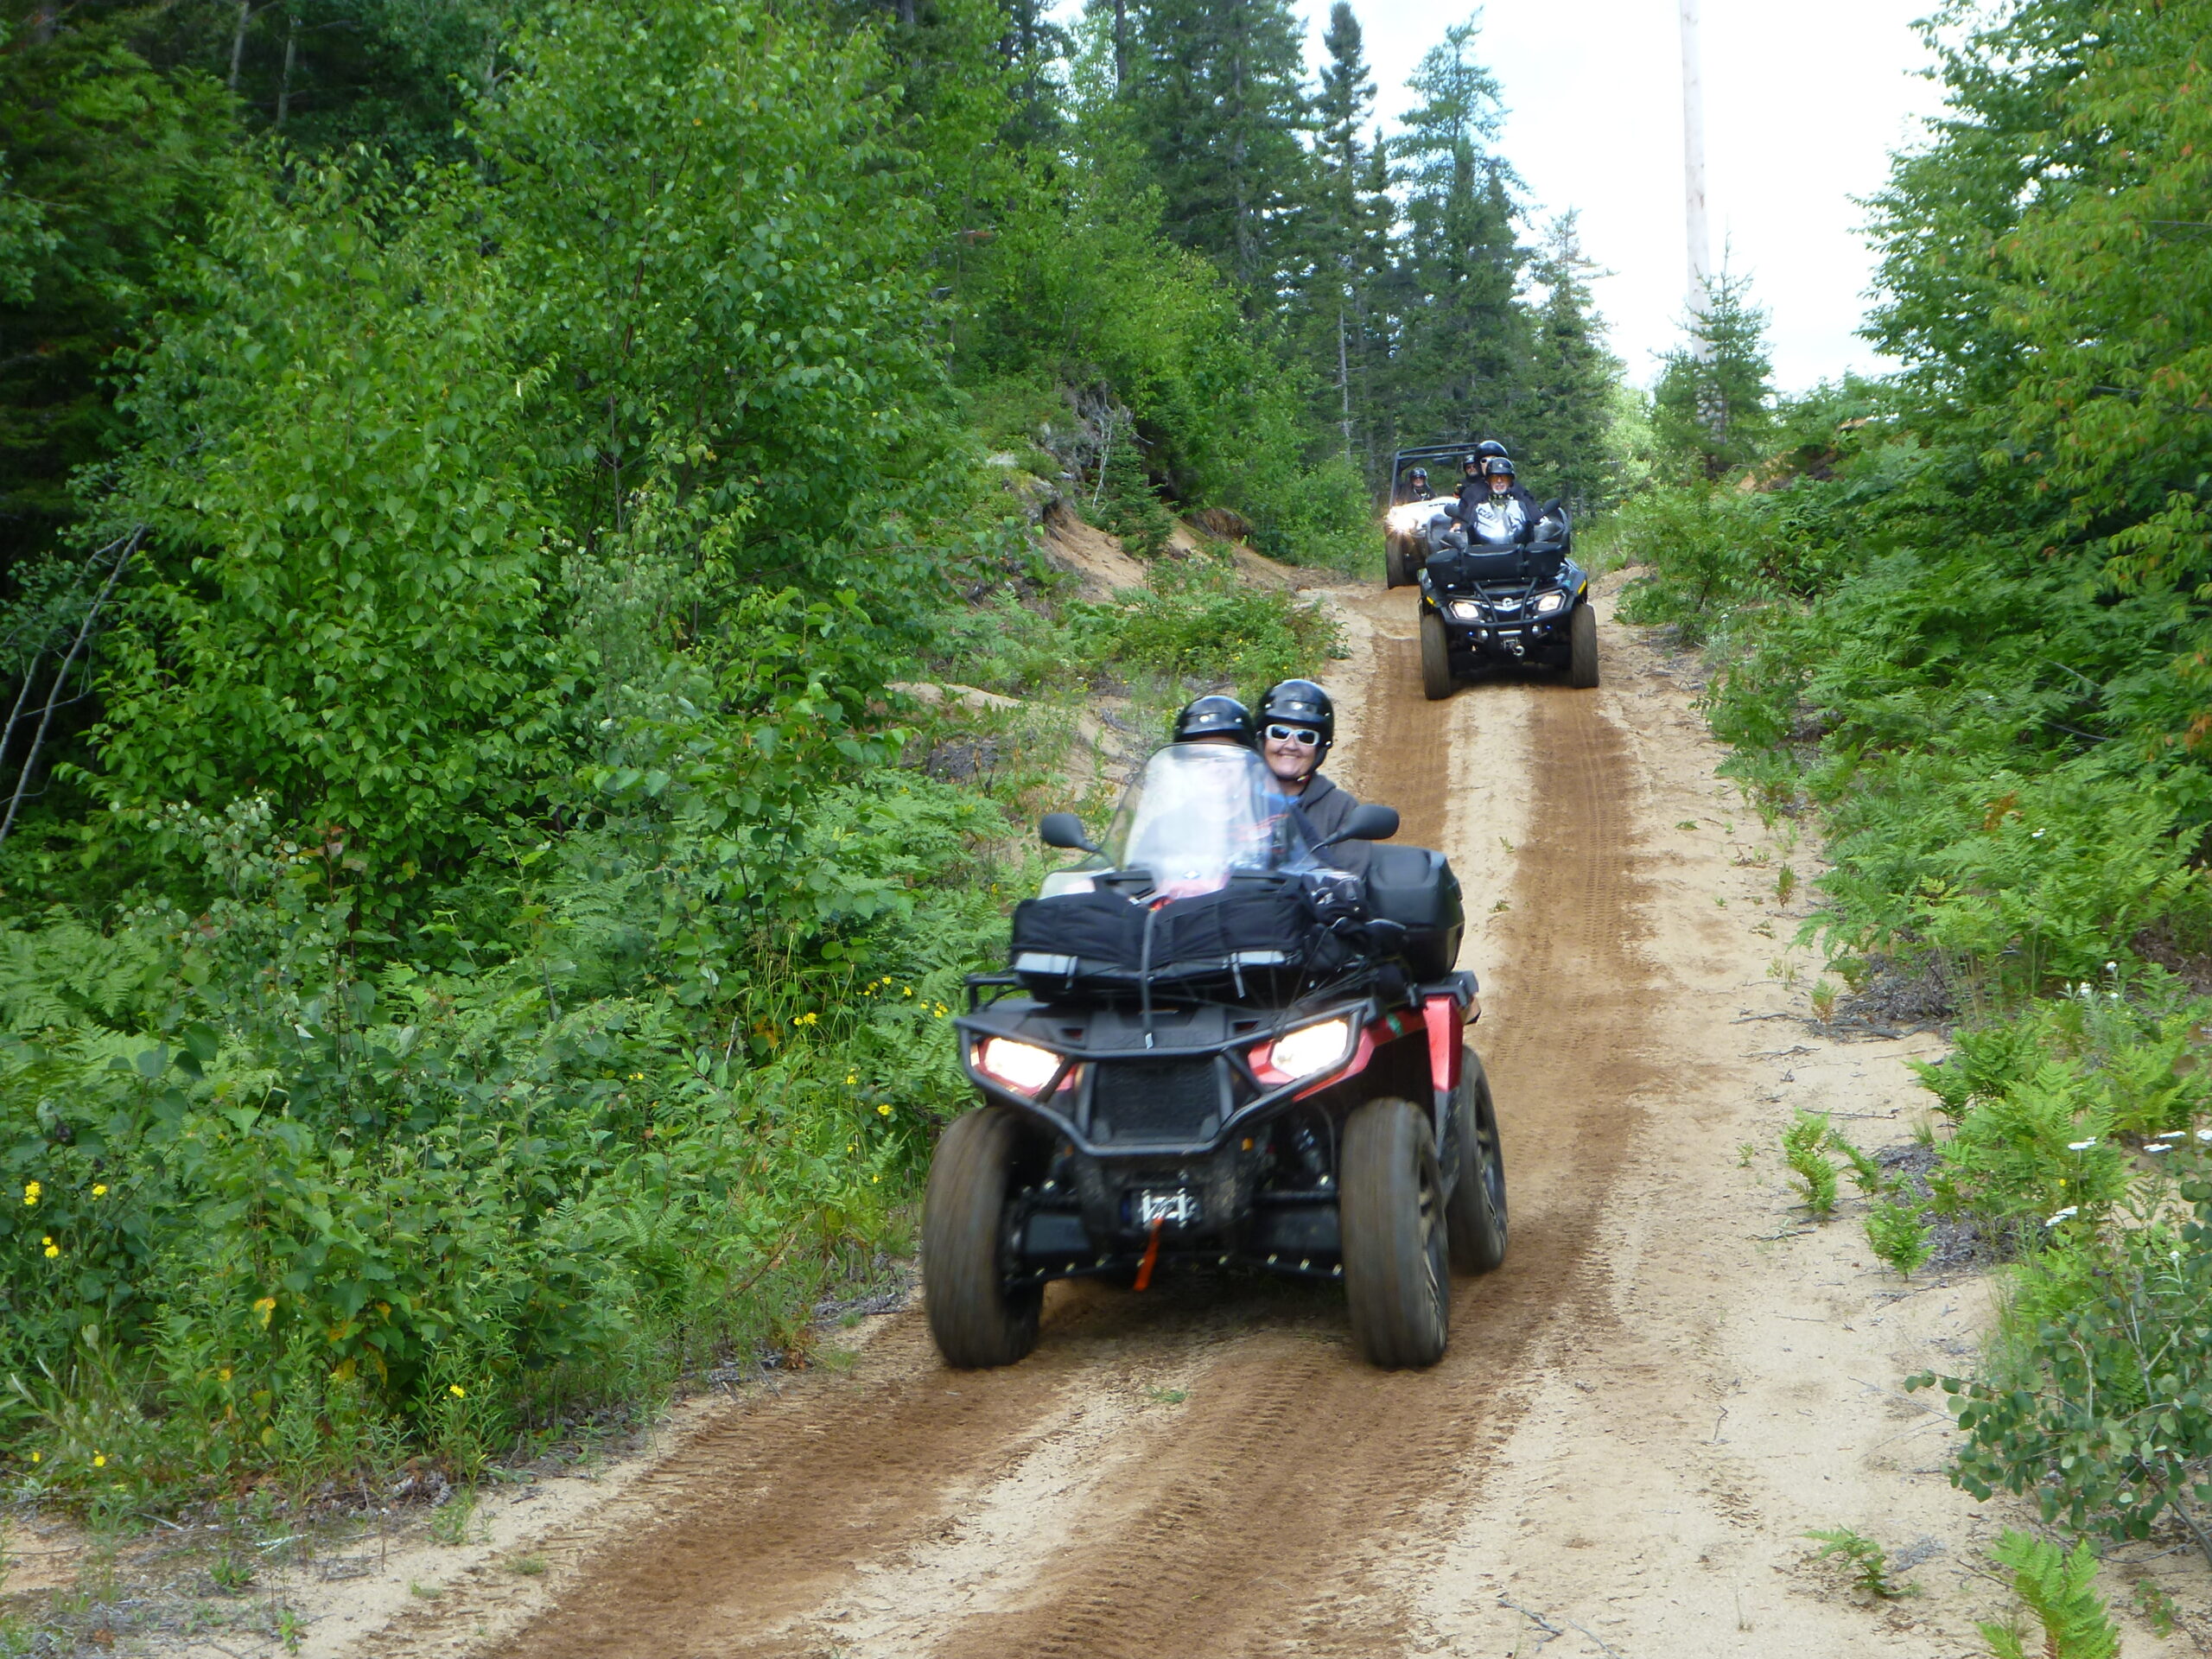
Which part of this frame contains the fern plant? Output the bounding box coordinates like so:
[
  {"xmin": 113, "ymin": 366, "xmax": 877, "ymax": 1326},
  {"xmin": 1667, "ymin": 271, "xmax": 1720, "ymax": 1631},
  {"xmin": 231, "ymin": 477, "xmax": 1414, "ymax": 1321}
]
[
  {"xmin": 1980, "ymin": 1531, "xmax": 2118, "ymax": 1659},
  {"xmin": 1782, "ymin": 1110, "xmax": 1840, "ymax": 1218}
]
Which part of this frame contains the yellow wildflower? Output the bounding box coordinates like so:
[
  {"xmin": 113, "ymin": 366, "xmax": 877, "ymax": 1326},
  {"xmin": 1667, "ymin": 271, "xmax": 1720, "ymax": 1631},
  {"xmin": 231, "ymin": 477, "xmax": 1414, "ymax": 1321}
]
[
  {"xmin": 219, "ymin": 1368, "xmax": 232, "ymax": 1382},
  {"xmin": 877, "ymin": 1103, "xmax": 893, "ymax": 1117},
  {"xmin": 845, "ymin": 1073, "xmax": 858, "ymax": 1086},
  {"xmin": 29, "ymin": 1451, "xmax": 38, "ymax": 1464},
  {"xmin": 22, "ymin": 1181, "xmax": 38, "ymax": 1206},
  {"xmin": 42, "ymin": 1243, "xmax": 58, "ymax": 1259},
  {"xmin": 254, "ymin": 1296, "xmax": 277, "ymax": 1325},
  {"xmin": 91, "ymin": 1185, "xmax": 107, "ymax": 1198},
  {"xmin": 872, "ymin": 1173, "xmax": 881, "ymax": 1183},
  {"xmin": 449, "ymin": 1384, "xmax": 467, "ymax": 1399},
  {"xmin": 92, "ymin": 1454, "xmax": 105, "ymax": 1469}
]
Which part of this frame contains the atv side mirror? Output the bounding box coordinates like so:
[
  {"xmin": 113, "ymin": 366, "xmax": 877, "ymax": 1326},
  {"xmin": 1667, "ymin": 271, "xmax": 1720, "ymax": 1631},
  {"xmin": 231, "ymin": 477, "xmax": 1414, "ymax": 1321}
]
[
  {"xmin": 1541, "ymin": 498, "xmax": 1564, "ymax": 517},
  {"xmin": 1039, "ymin": 812, "xmax": 1101, "ymax": 854},
  {"xmin": 1321, "ymin": 803, "xmax": 1399, "ymax": 847}
]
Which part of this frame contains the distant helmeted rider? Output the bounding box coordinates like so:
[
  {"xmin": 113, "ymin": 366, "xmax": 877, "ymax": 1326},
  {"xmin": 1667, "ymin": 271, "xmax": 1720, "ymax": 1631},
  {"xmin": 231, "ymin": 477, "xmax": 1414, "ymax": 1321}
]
[
  {"xmin": 1256, "ymin": 679, "xmax": 1372, "ymax": 874},
  {"xmin": 1451, "ymin": 451, "xmax": 1540, "ymax": 549},
  {"xmin": 1397, "ymin": 465, "xmax": 1432, "ymax": 504}
]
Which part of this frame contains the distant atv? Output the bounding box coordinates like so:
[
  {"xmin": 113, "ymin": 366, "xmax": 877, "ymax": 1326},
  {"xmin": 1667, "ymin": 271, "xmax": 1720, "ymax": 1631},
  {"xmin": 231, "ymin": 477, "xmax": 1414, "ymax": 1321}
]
[
  {"xmin": 1415, "ymin": 499, "xmax": 1598, "ymax": 696},
  {"xmin": 1382, "ymin": 442, "xmax": 1478, "ymax": 588},
  {"xmin": 925, "ymin": 741, "xmax": 1507, "ymax": 1371}
]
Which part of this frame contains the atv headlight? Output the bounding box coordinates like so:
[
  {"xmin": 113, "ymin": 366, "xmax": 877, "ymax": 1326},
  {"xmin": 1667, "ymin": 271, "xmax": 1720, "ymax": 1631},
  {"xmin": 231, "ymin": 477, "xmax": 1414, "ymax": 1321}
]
[
  {"xmin": 1265, "ymin": 1017, "xmax": 1355, "ymax": 1082},
  {"xmin": 1447, "ymin": 600, "xmax": 1483, "ymax": 623},
  {"xmin": 975, "ymin": 1037, "xmax": 1061, "ymax": 1093},
  {"xmin": 1387, "ymin": 502, "xmax": 1435, "ymax": 534},
  {"xmin": 1534, "ymin": 590, "xmax": 1567, "ymax": 615}
]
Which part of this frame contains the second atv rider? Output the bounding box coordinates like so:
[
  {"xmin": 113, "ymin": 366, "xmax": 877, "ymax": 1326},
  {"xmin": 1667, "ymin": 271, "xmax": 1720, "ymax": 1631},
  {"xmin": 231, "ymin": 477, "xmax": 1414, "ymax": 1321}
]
[{"xmin": 1448, "ymin": 444, "xmax": 1540, "ymax": 549}]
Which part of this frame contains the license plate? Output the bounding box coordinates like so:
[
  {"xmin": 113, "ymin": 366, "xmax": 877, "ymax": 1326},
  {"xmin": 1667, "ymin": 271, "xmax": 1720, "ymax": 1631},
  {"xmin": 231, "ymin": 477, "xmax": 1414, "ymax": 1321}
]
[{"xmin": 1134, "ymin": 1189, "xmax": 1200, "ymax": 1228}]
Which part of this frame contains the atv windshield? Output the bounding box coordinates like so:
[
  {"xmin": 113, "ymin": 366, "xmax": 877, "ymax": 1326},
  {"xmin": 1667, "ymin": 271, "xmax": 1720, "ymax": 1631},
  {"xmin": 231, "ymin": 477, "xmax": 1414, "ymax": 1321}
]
[{"xmin": 1102, "ymin": 743, "xmax": 1322, "ymax": 899}]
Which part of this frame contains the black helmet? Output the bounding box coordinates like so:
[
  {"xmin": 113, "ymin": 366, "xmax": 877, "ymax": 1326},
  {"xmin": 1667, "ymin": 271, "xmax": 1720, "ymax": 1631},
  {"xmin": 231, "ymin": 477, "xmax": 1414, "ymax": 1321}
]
[
  {"xmin": 1407, "ymin": 466, "xmax": 1429, "ymax": 486},
  {"xmin": 1475, "ymin": 440, "xmax": 1510, "ymax": 461},
  {"xmin": 1258, "ymin": 679, "xmax": 1334, "ymax": 761},
  {"xmin": 1172, "ymin": 695, "xmax": 1256, "ymax": 747},
  {"xmin": 1483, "ymin": 455, "xmax": 1516, "ymax": 479}
]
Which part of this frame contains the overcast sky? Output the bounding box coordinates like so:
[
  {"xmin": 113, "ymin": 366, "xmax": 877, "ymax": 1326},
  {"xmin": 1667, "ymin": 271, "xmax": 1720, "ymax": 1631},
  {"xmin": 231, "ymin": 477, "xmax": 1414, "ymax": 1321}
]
[{"xmin": 1316, "ymin": 0, "xmax": 1955, "ymax": 392}]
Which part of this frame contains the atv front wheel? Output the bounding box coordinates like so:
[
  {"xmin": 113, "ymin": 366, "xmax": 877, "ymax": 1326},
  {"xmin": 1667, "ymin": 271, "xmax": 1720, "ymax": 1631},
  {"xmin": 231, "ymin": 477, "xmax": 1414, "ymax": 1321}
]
[
  {"xmin": 1384, "ymin": 534, "xmax": 1411, "ymax": 589},
  {"xmin": 1446, "ymin": 1048, "xmax": 1509, "ymax": 1274},
  {"xmin": 1341, "ymin": 1097, "xmax": 1450, "ymax": 1368},
  {"xmin": 1568, "ymin": 601, "xmax": 1599, "ymax": 689},
  {"xmin": 1420, "ymin": 612, "xmax": 1455, "ymax": 702},
  {"xmin": 923, "ymin": 1109, "xmax": 1044, "ymax": 1369}
]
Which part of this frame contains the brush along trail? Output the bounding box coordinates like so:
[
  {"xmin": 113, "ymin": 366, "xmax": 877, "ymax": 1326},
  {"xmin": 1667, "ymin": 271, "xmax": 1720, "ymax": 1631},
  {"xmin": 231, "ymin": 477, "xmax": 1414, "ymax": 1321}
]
[{"xmin": 334, "ymin": 582, "xmax": 2026, "ymax": 1659}]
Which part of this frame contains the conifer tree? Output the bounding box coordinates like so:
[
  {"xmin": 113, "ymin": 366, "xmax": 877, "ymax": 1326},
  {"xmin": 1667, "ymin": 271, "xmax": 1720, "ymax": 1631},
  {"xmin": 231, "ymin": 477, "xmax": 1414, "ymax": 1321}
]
[
  {"xmin": 1520, "ymin": 213, "xmax": 1622, "ymax": 514},
  {"xmin": 1304, "ymin": 2, "xmax": 1379, "ymax": 460},
  {"xmin": 1387, "ymin": 16, "xmax": 1527, "ymax": 454},
  {"xmin": 1654, "ymin": 257, "xmax": 1774, "ymax": 479},
  {"xmin": 1127, "ymin": 0, "xmax": 1310, "ymax": 297}
]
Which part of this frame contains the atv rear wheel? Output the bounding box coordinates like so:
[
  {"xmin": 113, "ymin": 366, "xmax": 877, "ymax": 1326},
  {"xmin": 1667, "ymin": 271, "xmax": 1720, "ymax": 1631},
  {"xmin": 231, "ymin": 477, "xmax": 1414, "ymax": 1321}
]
[
  {"xmin": 1446, "ymin": 1048, "xmax": 1509, "ymax": 1274},
  {"xmin": 1568, "ymin": 601, "xmax": 1599, "ymax": 689},
  {"xmin": 1420, "ymin": 611, "xmax": 1455, "ymax": 702},
  {"xmin": 1384, "ymin": 533, "xmax": 1410, "ymax": 588},
  {"xmin": 1341, "ymin": 1097, "xmax": 1450, "ymax": 1369},
  {"xmin": 923, "ymin": 1109, "xmax": 1043, "ymax": 1369}
]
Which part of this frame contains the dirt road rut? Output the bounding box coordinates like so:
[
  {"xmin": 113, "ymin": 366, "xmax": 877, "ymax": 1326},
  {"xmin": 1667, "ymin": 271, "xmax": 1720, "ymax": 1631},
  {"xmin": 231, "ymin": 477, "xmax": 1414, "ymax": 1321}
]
[{"xmin": 343, "ymin": 584, "xmax": 2023, "ymax": 1659}]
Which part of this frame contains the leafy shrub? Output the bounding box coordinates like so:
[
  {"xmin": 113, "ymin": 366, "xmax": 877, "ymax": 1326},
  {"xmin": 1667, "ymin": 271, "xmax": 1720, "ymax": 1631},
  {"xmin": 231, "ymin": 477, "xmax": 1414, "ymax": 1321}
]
[
  {"xmin": 1071, "ymin": 556, "xmax": 1341, "ymax": 693},
  {"xmin": 1914, "ymin": 1157, "xmax": 2212, "ymax": 1562}
]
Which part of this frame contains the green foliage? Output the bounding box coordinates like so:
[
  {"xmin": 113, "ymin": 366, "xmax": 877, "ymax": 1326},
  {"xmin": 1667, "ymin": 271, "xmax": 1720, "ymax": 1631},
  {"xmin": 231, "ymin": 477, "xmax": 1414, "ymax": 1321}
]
[
  {"xmin": 1653, "ymin": 263, "xmax": 1774, "ymax": 480},
  {"xmin": 1827, "ymin": 1128, "xmax": 1882, "ymax": 1196},
  {"xmin": 0, "ymin": 13, "xmax": 230, "ymax": 565},
  {"xmin": 1804, "ymin": 1526, "xmax": 1913, "ymax": 1600},
  {"xmin": 1979, "ymin": 1531, "xmax": 2118, "ymax": 1659},
  {"xmin": 1915, "ymin": 1154, "xmax": 2212, "ymax": 1560},
  {"xmin": 1780, "ymin": 1109, "xmax": 1838, "ymax": 1219},
  {"xmin": 1071, "ymin": 556, "xmax": 1341, "ymax": 692}
]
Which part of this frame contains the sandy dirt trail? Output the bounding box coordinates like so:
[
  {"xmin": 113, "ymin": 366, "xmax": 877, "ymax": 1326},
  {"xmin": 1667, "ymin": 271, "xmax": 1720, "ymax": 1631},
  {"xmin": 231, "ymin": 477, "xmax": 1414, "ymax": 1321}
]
[{"xmin": 333, "ymin": 582, "xmax": 2067, "ymax": 1659}]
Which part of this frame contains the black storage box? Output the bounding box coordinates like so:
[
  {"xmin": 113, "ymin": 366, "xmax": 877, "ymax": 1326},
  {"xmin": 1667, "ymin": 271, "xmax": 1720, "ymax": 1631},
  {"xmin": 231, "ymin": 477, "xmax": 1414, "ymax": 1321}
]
[
  {"xmin": 1363, "ymin": 846, "xmax": 1465, "ymax": 981},
  {"xmin": 1427, "ymin": 544, "xmax": 1523, "ymax": 586}
]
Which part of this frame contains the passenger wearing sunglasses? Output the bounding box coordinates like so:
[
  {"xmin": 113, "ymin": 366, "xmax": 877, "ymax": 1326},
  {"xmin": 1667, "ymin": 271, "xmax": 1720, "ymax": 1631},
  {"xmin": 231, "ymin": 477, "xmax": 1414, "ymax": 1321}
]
[{"xmin": 1257, "ymin": 679, "xmax": 1369, "ymax": 871}]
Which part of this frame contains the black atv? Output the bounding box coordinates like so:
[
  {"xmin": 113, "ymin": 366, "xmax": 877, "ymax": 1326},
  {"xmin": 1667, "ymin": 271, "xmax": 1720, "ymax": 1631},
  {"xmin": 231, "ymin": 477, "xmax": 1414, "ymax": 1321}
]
[
  {"xmin": 1416, "ymin": 499, "xmax": 1598, "ymax": 697},
  {"xmin": 925, "ymin": 741, "xmax": 1508, "ymax": 1371}
]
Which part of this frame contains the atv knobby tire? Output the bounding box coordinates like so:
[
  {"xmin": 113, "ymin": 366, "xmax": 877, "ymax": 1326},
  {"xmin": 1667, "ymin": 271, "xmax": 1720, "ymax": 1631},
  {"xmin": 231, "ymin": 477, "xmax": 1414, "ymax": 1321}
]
[
  {"xmin": 1446, "ymin": 1047, "xmax": 1509, "ymax": 1274},
  {"xmin": 924, "ymin": 1109, "xmax": 1043, "ymax": 1369},
  {"xmin": 1384, "ymin": 533, "xmax": 1412, "ymax": 589},
  {"xmin": 1420, "ymin": 611, "xmax": 1455, "ymax": 702},
  {"xmin": 1568, "ymin": 601, "xmax": 1599, "ymax": 689},
  {"xmin": 1341, "ymin": 1097, "xmax": 1451, "ymax": 1368}
]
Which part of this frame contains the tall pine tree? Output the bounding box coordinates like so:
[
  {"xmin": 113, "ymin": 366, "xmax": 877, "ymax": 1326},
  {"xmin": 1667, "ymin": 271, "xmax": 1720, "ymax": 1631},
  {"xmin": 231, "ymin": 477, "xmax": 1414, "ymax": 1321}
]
[
  {"xmin": 1654, "ymin": 257, "xmax": 1774, "ymax": 479},
  {"xmin": 1520, "ymin": 213, "xmax": 1621, "ymax": 514},
  {"xmin": 1127, "ymin": 0, "xmax": 1309, "ymax": 299},
  {"xmin": 1298, "ymin": 3, "xmax": 1391, "ymax": 466},
  {"xmin": 1386, "ymin": 16, "xmax": 1527, "ymax": 454}
]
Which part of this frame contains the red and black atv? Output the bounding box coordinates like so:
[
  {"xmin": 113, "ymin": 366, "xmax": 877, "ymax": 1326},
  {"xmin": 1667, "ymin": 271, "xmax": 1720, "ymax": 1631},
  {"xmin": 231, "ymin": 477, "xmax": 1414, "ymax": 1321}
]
[{"xmin": 925, "ymin": 741, "xmax": 1507, "ymax": 1370}]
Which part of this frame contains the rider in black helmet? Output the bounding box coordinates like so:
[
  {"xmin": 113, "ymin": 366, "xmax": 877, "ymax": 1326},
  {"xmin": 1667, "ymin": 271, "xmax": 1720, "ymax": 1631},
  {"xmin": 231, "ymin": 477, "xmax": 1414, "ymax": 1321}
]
[
  {"xmin": 1172, "ymin": 694, "xmax": 1257, "ymax": 749},
  {"xmin": 1256, "ymin": 679, "xmax": 1370, "ymax": 870},
  {"xmin": 1397, "ymin": 464, "xmax": 1432, "ymax": 504},
  {"xmin": 1453, "ymin": 452, "xmax": 1539, "ymax": 548}
]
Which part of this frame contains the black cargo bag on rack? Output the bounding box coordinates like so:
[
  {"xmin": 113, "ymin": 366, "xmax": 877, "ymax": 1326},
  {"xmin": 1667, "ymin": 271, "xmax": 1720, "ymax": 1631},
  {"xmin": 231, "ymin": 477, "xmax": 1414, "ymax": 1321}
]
[{"xmin": 1007, "ymin": 878, "xmax": 1338, "ymax": 996}]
